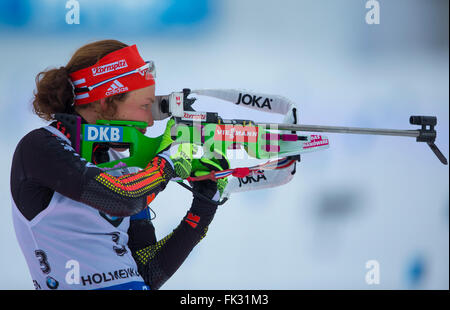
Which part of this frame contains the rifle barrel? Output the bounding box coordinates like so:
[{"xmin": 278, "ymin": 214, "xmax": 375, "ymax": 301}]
[{"xmin": 258, "ymin": 123, "xmax": 420, "ymax": 138}]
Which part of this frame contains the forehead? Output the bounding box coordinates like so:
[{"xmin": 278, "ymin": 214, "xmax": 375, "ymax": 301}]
[{"xmin": 128, "ymin": 85, "xmax": 155, "ymax": 99}]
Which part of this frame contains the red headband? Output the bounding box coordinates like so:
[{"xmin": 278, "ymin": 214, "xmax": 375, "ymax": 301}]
[{"xmin": 69, "ymin": 45, "xmax": 155, "ymax": 106}]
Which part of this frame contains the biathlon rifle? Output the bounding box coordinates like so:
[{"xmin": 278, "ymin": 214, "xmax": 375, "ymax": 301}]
[{"xmin": 55, "ymin": 88, "xmax": 447, "ymax": 205}]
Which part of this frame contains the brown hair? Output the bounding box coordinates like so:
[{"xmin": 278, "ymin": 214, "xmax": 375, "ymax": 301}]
[{"xmin": 32, "ymin": 39, "xmax": 129, "ymax": 121}]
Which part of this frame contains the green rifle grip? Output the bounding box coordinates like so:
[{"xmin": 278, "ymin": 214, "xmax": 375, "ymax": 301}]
[{"xmin": 80, "ymin": 120, "xmax": 163, "ymax": 170}]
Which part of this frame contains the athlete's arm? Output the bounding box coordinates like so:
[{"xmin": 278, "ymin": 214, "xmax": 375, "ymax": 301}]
[
  {"xmin": 128, "ymin": 181, "xmax": 219, "ymax": 290},
  {"xmin": 10, "ymin": 127, "xmax": 175, "ymax": 220}
]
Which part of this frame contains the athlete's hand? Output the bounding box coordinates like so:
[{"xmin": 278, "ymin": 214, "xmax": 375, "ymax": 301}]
[
  {"xmin": 158, "ymin": 143, "xmax": 198, "ymax": 180},
  {"xmin": 191, "ymin": 150, "xmax": 230, "ymax": 199},
  {"xmin": 156, "ymin": 118, "xmax": 175, "ymax": 154}
]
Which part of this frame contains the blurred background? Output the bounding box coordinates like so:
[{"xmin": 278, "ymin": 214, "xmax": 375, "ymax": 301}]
[{"xmin": 0, "ymin": 0, "xmax": 448, "ymax": 290}]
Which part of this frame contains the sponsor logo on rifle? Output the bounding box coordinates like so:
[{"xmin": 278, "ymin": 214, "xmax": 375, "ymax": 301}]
[
  {"xmin": 238, "ymin": 171, "xmax": 267, "ymax": 187},
  {"xmin": 182, "ymin": 111, "xmax": 207, "ymax": 121},
  {"xmin": 92, "ymin": 60, "xmax": 128, "ymax": 76},
  {"xmin": 235, "ymin": 93, "xmax": 272, "ymax": 110},
  {"xmin": 85, "ymin": 125, "xmax": 123, "ymax": 142},
  {"xmin": 214, "ymin": 125, "xmax": 259, "ymax": 143},
  {"xmin": 303, "ymin": 135, "xmax": 329, "ymax": 149}
]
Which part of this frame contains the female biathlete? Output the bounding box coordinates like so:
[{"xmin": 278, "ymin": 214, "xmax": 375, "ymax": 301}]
[{"xmin": 10, "ymin": 39, "xmax": 228, "ymax": 290}]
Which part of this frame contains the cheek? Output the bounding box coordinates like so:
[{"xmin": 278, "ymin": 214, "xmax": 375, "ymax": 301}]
[
  {"xmin": 114, "ymin": 98, "xmax": 154, "ymax": 126},
  {"xmin": 120, "ymin": 107, "xmax": 154, "ymax": 126},
  {"xmin": 115, "ymin": 107, "xmax": 131, "ymax": 120}
]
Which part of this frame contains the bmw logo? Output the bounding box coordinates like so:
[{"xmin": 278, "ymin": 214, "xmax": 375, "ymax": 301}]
[{"xmin": 46, "ymin": 276, "xmax": 59, "ymax": 290}]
